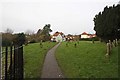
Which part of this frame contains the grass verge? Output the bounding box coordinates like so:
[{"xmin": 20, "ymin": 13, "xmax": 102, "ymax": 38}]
[
  {"xmin": 55, "ymin": 41, "xmax": 118, "ymax": 78},
  {"xmin": 24, "ymin": 42, "xmax": 57, "ymax": 78}
]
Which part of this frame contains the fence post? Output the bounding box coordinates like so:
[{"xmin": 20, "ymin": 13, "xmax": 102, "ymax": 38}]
[
  {"xmin": 18, "ymin": 45, "xmax": 23, "ymax": 80},
  {"xmin": 5, "ymin": 47, "xmax": 8, "ymax": 80},
  {"xmin": 0, "ymin": 46, "xmax": 1, "ymax": 80},
  {"xmin": 9, "ymin": 46, "xmax": 13, "ymax": 79},
  {"xmin": 16, "ymin": 45, "xmax": 19, "ymax": 79},
  {"xmin": 13, "ymin": 45, "xmax": 19, "ymax": 79},
  {"xmin": 13, "ymin": 46, "xmax": 15, "ymax": 79}
]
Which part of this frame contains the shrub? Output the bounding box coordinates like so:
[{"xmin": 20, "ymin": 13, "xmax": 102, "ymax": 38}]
[
  {"xmin": 29, "ymin": 39, "xmax": 36, "ymax": 43},
  {"xmin": 80, "ymin": 37, "xmax": 99, "ymax": 41}
]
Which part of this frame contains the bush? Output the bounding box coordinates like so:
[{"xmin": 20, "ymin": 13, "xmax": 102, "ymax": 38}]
[
  {"xmin": 13, "ymin": 33, "xmax": 26, "ymax": 45},
  {"xmin": 80, "ymin": 37, "xmax": 99, "ymax": 41},
  {"xmin": 29, "ymin": 39, "xmax": 36, "ymax": 43},
  {"xmin": 2, "ymin": 38, "xmax": 12, "ymax": 46},
  {"xmin": 2, "ymin": 33, "xmax": 13, "ymax": 46}
]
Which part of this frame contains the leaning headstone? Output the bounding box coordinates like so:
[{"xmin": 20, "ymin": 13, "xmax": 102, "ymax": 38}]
[{"xmin": 109, "ymin": 40, "xmax": 112, "ymax": 51}]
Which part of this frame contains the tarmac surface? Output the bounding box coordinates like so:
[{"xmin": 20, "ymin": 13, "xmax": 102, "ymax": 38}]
[{"xmin": 41, "ymin": 43, "xmax": 64, "ymax": 78}]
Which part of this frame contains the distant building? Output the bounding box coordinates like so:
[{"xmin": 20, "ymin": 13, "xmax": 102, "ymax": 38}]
[
  {"xmin": 66, "ymin": 34, "xmax": 74, "ymax": 41},
  {"xmin": 81, "ymin": 32, "xmax": 89, "ymax": 38},
  {"xmin": 81, "ymin": 32, "xmax": 96, "ymax": 39},
  {"xmin": 51, "ymin": 32, "xmax": 66, "ymax": 42},
  {"xmin": 65, "ymin": 34, "xmax": 80, "ymax": 41}
]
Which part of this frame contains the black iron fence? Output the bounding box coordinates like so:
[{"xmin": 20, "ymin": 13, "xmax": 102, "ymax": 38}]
[{"xmin": 1, "ymin": 45, "xmax": 23, "ymax": 80}]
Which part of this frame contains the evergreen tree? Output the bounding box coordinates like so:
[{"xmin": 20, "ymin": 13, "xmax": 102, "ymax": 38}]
[{"xmin": 94, "ymin": 4, "xmax": 120, "ymax": 42}]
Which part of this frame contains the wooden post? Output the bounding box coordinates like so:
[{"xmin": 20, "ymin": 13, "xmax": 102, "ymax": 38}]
[
  {"xmin": 74, "ymin": 43, "xmax": 77, "ymax": 48},
  {"xmin": 66, "ymin": 43, "xmax": 68, "ymax": 47},
  {"xmin": 92, "ymin": 38, "xmax": 95, "ymax": 44},
  {"xmin": 9, "ymin": 46, "xmax": 13, "ymax": 79},
  {"xmin": 13, "ymin": 46, "xmax": 15, "ymax": 79},
  {"xmin": 0, "ymin": 46, "xmax": 1, "ymax": 80},
  {"xmin": 18, "ymin": 45, "xmax": 23, "ymax": 80},
  {"xmin": 40, "ymin": 40, "xmax": 43, "ymax": 48},
  {"xmin": 14, "ymin": 45, "xmax": 19, "ymax": 79},
  {"xmin": 5, "ymin": 47, "xmax": 8, "ymax": 80}
]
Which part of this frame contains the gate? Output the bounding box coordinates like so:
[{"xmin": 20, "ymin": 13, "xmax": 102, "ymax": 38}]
[{"xmin": 1, "ymin": 45, "xmax": 24, "ymax": 80}]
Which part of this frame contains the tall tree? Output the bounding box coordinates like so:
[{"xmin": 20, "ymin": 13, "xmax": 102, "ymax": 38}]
[
  {"xmin": 93, "ymin": 4, "xmax": 120, "ymax": 42},
  {"xmin": 37, "ymin": 24, "xmax": 52, "ymax": 41}
]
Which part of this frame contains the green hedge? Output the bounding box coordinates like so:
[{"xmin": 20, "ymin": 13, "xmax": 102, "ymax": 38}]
[{"xmin": 80, "ymin": 37, "xmax": 99, "ymax": 41}]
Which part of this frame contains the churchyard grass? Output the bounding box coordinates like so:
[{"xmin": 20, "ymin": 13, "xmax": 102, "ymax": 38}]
[
  {"xmin": 24, "ymin": 42, "xmax": 57, "ymax": 78},
  {"xmin": 55, "ymin": 41, "xmax": 118, "ymax": 78}
]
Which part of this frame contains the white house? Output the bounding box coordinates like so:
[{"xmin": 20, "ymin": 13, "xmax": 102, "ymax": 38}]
[
  {"xmin": 81, "ymin": 32, "xmax": 89, "ymax": 38},
  {"xmin": 81, "ymin": 32, "xmax": 96, "ymax": 39},
  {"xmin": 51, "ymin": 32, "xmax": 66, "ymax": 42}
]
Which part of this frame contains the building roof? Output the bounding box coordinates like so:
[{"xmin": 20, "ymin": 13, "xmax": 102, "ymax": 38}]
[
  {"xmin": 53, "ymin": 32, "xmax": 64, "ymax": 36},
  {"xmin": 81, "ymin": 32, "xmax": 88, "ymax": 35},
  {"xmin": 81, "ymin": 32, "xmax": 96, "ymax": 37}
]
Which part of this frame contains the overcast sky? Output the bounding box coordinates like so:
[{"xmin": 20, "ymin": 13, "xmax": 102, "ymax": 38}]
[{"xmin": 0, "ymin": 0, "xmax": 119, "ymax": 35}]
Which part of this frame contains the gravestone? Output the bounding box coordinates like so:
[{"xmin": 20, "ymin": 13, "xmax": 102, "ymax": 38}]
[
  {"xmin": 106, "ymin": 43, "xmax": 110, "ymax": 56},
  {"xmin": 92, "ymin": 39, "xmax": 94, "ymax": 44},
  {"xmin": 108, "ymin": 40, "xmax": 112, "ymax": 51},
  {"xmin": 112, "ymin": 42, "xmax": 115, "ymax": 47},
  {"xmin": 115, "ymin": 39, "xmax": 118, "ymax": 46},
  {"xmin": 113, "ymin": 40, "xmax": 116, "ymax": 47}
]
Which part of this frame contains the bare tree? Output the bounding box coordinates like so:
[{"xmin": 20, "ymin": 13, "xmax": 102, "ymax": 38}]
[
  {"xmin": 5, "ymin": 28, "xmax": 13, "ymax": 34},
  {"xmin": 25, "ymin": 30, "xmax": 35, "ymax": 35}
]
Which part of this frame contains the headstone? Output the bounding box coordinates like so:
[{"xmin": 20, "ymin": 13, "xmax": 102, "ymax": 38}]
[
  {"xmin": 108, "ymin": 40, "xmax": 112, "ymax": 51},
  {"xmin": 106, "ymin": 43, "xmax": 110, "ymax": 56},
  {"xmin": 92, "ymin": 39, "xmax": 94, "ymax": 44},
  {"xmin": 112, "ymin": 42, "xmax": 115, "ymax": 47},
  {"xmin": 113, "ymin": 40, "xmax": 116, "ymax": 47},
  {"xmin": 115, "ymin": 39, "xmax": 118, "ymax": 46}
]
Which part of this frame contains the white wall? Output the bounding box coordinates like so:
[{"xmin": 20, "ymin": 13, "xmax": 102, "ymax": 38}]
[
  {"xmin": 56, "ymin": 34, "xmax": 63, "ymax": 42},
  {"xmin": 81, "ymin": 35, "xmax": 88, "ymax": 38}
]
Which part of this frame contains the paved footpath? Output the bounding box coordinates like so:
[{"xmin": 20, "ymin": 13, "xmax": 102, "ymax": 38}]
[{"xmin": 41, "ymin": 43, "xmax": 64, "ymax": 78}]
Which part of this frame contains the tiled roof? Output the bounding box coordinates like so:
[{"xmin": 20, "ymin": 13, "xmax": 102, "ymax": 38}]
[
  {"xmin": 81, "ymin": 32, "xmax": 88, "ymax": 35},
  {"xmin": 53, "ymin": 32, "xmax": 64, "ymax": 36}
]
